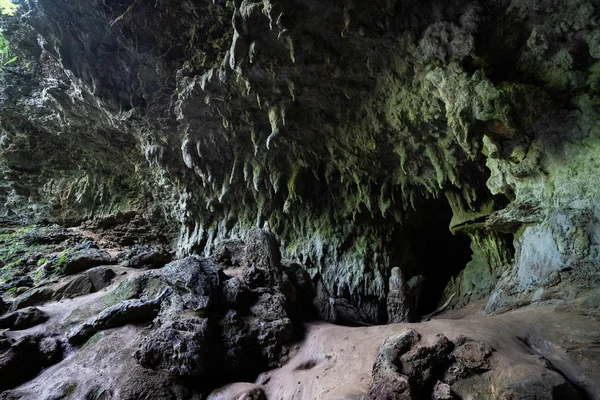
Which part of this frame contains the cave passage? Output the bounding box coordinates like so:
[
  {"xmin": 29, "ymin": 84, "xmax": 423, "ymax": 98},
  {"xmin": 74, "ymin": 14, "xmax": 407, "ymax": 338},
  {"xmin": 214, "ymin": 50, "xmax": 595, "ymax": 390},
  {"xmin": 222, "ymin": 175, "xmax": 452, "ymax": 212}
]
[{"xmin": 392, "ymin": 199, "xmax": 473, "ymax": 317}]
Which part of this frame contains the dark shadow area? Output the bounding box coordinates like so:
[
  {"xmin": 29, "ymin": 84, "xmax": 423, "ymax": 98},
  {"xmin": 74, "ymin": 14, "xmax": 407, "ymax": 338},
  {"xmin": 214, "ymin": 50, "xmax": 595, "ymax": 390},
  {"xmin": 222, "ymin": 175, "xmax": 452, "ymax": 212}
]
[{"xmin": 391, "ymin": 199, "xmax": 473, "ymax": 316}]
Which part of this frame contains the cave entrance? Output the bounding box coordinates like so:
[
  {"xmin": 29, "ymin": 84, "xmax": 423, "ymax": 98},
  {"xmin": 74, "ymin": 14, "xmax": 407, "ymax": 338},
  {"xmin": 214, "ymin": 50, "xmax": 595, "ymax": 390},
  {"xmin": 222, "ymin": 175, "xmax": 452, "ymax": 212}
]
[{"xmin": 391, "ymin": 198, "xmax": 473, "ymax": 317}]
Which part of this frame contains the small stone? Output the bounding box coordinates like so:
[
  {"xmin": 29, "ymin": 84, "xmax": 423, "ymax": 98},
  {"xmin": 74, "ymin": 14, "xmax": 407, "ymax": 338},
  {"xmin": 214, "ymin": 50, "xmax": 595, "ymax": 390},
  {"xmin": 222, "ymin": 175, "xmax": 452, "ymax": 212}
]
[{"xmin": 432, "ymin": 381, "xmax": 452, "ymax": 400}]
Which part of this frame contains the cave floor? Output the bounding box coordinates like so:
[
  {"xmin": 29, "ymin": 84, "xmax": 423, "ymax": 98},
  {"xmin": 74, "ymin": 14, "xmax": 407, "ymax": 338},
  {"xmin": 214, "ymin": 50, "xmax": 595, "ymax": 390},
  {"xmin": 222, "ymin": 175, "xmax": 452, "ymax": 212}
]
[{"xmin": 255, "ymin": 300, "xmax": 600, "ymax": 399}]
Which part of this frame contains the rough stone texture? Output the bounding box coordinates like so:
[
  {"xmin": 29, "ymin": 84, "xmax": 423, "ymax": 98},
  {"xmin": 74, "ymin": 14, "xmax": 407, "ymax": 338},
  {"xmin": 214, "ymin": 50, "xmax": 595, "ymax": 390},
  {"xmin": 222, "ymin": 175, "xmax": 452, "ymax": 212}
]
[
  {"xmin": 369, "ymin": 329, "xmax": 584, "ymax": 400},
  {"xmin": 135, "ymin": 317, "xmax": 216, "ymax": 377},
  {"xmin": 0, "ymin": 335, "xmax": 62, "ymax": 391},
  {"xmin": 60, "ymin": 248, "xmax": 115, "ymax": 275},
  {"xmin": 0, "ymin": 297, "xmax": 7, "ymax": 316},
  {"xmin": 0, "ymin": 0, "xmax": 599, "ymax": 322},
  {"xmin": 493, "ymin": 363, "xmax": 583, "ymax": 400},
  {"xmin": 0, "ymin": 307, "xmax": 49, "ymax": 330},
  {"xmin": 85, "ymin": 266, "xmax": 116, "ymax": 291},
  {"xmin": 0, "ymin": 276, "xmax": 33, "ymax": 294},
  {"xmin": 386, "ymin": 267, "xmax": 414, "ymax": 323},
  {"xmin": 133, "ymin": 229, "xmax": 304, "ymax": 384},
  {"xmin": 53, "ymin": 275, "xmax": 94, "ymax": 300},
  {"xmin": 121, "ymin": 245, "xmax": 173, "ymax": 269},
  {"xmin": 9, "ymin": 287, "xmax": 54, "ymax": 311},
  {"xmin": 67, "ymin": 289, "xmax": 169, "ymax": 345}
]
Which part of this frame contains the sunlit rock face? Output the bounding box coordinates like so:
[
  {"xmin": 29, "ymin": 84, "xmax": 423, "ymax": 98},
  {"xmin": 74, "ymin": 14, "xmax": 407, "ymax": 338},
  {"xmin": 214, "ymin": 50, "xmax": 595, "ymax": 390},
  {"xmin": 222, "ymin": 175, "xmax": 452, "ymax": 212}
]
[{"xmin": 1, "ymin": 0, "xmax": 599, "ymax": 322}]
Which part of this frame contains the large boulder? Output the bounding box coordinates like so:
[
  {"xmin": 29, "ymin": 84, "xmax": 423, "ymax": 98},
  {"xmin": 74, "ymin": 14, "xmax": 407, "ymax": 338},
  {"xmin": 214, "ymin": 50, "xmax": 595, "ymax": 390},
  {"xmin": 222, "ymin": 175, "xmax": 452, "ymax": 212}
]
[
  {"xmin": 160, "ymin": 256, "xmax": 221, "ymax": 314},
  {"xmin": 121, "ymin": 245, "xmax": 173, "ymax": 269},
  {"xmin": 9, "ymin": 287, "xmax": 54, "ymax": 311},
  {"xmin": 493, "ymin": 364, "xmax": 583, "ymax": 400},
  {"xmin": 135, "ymin": 317, "xmax": 217, "ymax": 377},
  {"xmin": 60, "ymin": 248, "xmax": 116, "ymax": 275},
  {"xmin": 53, "ymin": 275, "xmax": 94, "ymax": 300},
  {"xmin": 85, "ymin": 266, "xmax": 116, "ymax": 291},
  {"xmin": 0, "ymin": 307, "xmax": 49, "ymax": 330},
  {"xmin": 0, "ymin": 335, "xmax": 62, "ymax": 391},
  {"xmin": 212, "ymin": 239, "xmax": 246, "ymax": 268},
  {"xmin": 68, "ymin": 289, "xmax": 170, "ymax": 345},
  {"xmin": 369, "ymin": 330, "xmax": 496, "ymax": 399}
]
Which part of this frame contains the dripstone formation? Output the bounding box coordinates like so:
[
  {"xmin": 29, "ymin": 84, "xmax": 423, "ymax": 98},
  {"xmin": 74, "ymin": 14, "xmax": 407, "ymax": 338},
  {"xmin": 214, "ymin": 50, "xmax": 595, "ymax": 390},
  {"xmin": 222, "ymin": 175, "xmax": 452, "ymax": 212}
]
[
  {"xmin": 2, "ymin": 0, "xmax": 599, "ymax": 323},
  {"xmin": 0, "ymin": 0, "xmax": 600, "ymax": 398}
]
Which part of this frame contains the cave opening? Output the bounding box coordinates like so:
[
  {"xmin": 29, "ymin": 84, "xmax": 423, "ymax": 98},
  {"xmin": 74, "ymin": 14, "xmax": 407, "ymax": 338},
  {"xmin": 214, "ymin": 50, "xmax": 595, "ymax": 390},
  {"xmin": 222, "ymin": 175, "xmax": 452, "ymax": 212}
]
[{"xmin": 391, "ymin": 198, "xmax": 473, "ymax": 317}]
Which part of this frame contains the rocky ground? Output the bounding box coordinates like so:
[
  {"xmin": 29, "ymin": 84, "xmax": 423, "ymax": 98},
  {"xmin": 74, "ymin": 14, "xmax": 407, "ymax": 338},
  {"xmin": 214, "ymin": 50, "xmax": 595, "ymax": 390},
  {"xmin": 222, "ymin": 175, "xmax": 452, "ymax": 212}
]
[{"xmin": 0, "ymin": 222, "xmax": 598, "ymax": 400}]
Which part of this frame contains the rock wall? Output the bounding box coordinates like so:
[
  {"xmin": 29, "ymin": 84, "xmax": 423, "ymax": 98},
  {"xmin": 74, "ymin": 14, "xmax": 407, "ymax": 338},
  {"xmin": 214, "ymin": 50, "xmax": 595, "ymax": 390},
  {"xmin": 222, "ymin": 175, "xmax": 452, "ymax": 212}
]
[{"xmin": 1, "ymin": 0, "xmax": 599, "ymax": 322}]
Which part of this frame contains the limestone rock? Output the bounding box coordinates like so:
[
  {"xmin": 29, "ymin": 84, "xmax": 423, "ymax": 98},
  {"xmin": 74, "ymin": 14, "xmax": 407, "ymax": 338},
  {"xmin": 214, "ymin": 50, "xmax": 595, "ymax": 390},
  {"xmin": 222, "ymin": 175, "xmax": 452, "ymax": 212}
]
[
  {"xmin": 85, "ymin": 266, "xmax": 116, "ymax": 291},
  {"xmin": 212, "ymin": 239, "xmax": 246, "ymax": 268},
  {"xmin": 0, "ymin": 297, "xmax": 7, "ymax": 315},
  {"xmin": 9, "ymin": 287, "xmax": 54, "ymax": 311},
  {"xmin": 0, "ymin": 276, "xmax": 34, "ymax": 294},
  {"xmin": 243, "ymin": 228, "xmax": 282, "ymax": 288},
  {"xmin": 0, "ymin": 307, "xmax": 49, "ymax": 330},
  {"xmin": 67, "ymin": 289, "xmax": 170, "ymax": 345},
  {"xmin": 122, "ymin": 245, "xmax": 173, "ymax": 269},
  {"xmin": 135, "ymin": 317, "xmax": 216, "ymax": 377},
  {"xmin": 53, "ymin": 275, "xmax": 94, "ymax": 300},
  {"xmin": 60, "ymin": 248, "xmax": 116, "ymax": 275},
  {"xmin": 387, "ymin": 267, "xmax": 414, "ymax": 323},
  {"xmin": 0, "ymin": 335, "xmax": 62, "ymax": 391},
  {"xmin": 493, "ymin": 364, "xmax": 583, "ymax": 400}
]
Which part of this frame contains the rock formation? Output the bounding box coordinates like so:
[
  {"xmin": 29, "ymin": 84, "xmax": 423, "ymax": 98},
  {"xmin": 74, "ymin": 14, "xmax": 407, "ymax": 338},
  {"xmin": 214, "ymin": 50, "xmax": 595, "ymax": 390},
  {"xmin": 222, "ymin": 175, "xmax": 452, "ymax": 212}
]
[{"xmin": 0, "ymin": 0, "xmax": 599, "ymax": 398}]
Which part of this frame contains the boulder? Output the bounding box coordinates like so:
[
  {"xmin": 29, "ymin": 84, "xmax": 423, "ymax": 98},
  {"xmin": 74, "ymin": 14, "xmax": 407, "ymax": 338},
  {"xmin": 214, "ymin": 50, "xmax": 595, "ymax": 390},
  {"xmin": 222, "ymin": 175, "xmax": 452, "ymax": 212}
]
[
  {"xmin": 221, "ymin": 277, "xmax": 254, "ymax": 309},
  {"xmin": 61, "ymin": 248, "xmax": 115, "ymax": 275},
  {"xmin": 0, "ymin": 337, "xmax": 42, "ymax": 391},
  {"xmin": 135, "ymin": 317, "xmax": 216, "ymax": 377},
  {"xmin": 9, "ymin": 287, "xmax": 54, "ymax": 311},
  {"xmin": 0, "ymin": 307, "xmax": 49, "ymax": 330},
  {"xmin": 220, "ymin": 310, "xmax": 262, "ymax": 376},
  {"xmin": 38, "ymin": 337, "xmax": 62, "ymax": 365},
  {"xmin": 0, "ymin": 335, "xmax": 62, "ymax": 391},
  {"xmin": 212, "ymin": 239, "xmax": 246, "ymax": 268},
  {"xmin": 447, "ymin": 336, "xmax": 492, "ymax": 380},
  {"xmin": 85, "ymin": 266, "xmax": 116, "ymax": 291},
  {"xmin": 161, "ymin": 256, "xmax": 221, "ymax": 314},
  {"xmin": 68, "ymin": 288, "xmax": 171, "ymax": 345},
  {"xmin": 53, "ymin": 275, "xmax": 94, "ymax": 300},
  {"xmin": 122, "ymin": 245, "xmax": 172, "ymax": 269},
  {"xmin": 0, "ymin": 297, "xmax": 7, "ymax": 315},
  {"xmin": 493, "ymin": 364, "xmax": 583, "ymax": 400}
]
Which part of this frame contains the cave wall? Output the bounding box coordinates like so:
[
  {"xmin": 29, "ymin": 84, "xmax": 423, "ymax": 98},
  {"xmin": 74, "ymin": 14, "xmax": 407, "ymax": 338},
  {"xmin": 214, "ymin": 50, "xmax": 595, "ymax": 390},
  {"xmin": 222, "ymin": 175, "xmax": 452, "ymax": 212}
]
[{"xmin": 0, "ymin": 0, "xmax": 599, "ymax": 322}]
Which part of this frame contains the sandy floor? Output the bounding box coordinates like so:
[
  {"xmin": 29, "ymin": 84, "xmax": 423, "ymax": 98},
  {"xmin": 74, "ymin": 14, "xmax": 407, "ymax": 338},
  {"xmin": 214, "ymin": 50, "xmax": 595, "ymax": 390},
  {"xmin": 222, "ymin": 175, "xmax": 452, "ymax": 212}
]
[{"xmin": 259, "ymin": 302, "xmax": 600, "ymax": 399}]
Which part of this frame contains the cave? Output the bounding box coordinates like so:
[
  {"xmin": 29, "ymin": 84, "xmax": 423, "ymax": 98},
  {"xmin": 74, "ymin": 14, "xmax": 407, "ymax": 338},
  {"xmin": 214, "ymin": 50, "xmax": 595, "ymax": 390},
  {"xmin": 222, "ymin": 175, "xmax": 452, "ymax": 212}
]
[
  {"xmin": 1, "ymin": 0, "xmax": 600, "ymax": 398},
  {"xmin": 395, "ymin": 199, "xmax": 473, "ymax": 317}
]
